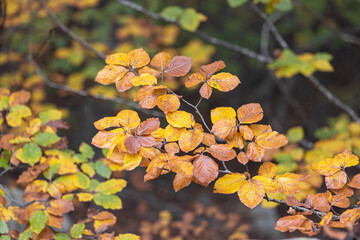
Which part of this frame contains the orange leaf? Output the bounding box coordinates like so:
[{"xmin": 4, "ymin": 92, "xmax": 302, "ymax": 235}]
[
  {"xmin": 178, "ymin": 128, "xmax": 204, "ymax": 152},
  {"xmin": 91, "ymin": 131, "xmax": 117, "ymax": 149},
  {"xmin": 348, "ymin": 173, "xmax": 360, "ymax": 189},
  {"xmin": 137, "ymin": 118, "xmax": 160, "ymax": 135},
  {"xmin": 304, "ymin": 192, "xmax": 331, "ymax": 213},
  {"xmin": 9, "ymin": 90, "xmax": 31, "ymax": 107},
  {"xmin": 237, "ymin": 152, "xmax": 249, "ymax": 165},
  {"xmin": 202, "ymin": 133, "xmax": 216, "ymax": 146},
  {"xmin": 128, "ymin": 48, "xmax": 150, "ymax": 69},
  {"xmin": 340, "ymin": 208, "xmax": 360, "ymax": 225},
  {"xmin": 207, "ymin": 144, "xmax": 236, "ymax": 161},
  {"xmin": 237, "ymin": 103, "xmax": 263, "ymax": 124},
  {"xmin": 165, "ymin": 125, "xmax": 186, "ymax": 142},
  {"xmin": 246, "ymin": 142, "xmax": 265, "ymax": 162},
  {"xmin": 275, "ymin": 215, "xmax": 307, "ymax": 232},
  {"xmin": 185, "ymin": 73, "xmax": 205, "ymax": 87},
  {"xmin": 115, "ymin": 71, "xmax": 135, "ymax": 92},
  {"xmin": 239, "ymin": 125, "xmax": 254, "ymax": 141},
  {"xmin": 211, "ymin": 119, "xmax": 237, "ymax": 140},
  {"xmin": 165, "ymin": 56, "xmax": 192, "ymax": 77},
  {"xmin": 150, "ymin": 52, "xmax": 171, "ymax": 71},
  {"xmin": 325, "ymin": 171, "xmax": 347, "ymax": 189},
  {"xmin": 258, "ymin": 162, "xmax": 277, "ymax": 179},
  {"xmin": 275, "ymin": 173, "xmax": 308, "ymax": 194},
  {"xmin": 318, "ymin": 212, "xmax": 333, "ymax": 228},
  {"xmin": 200, "ymin": 60, "xmax": 226, "ymax": 79},
  {"xmin": 214, "ymin": 173, "xmax": 246, "ymax": 194},
  {"xmin": 95, "ymin": 65, "xmax": 128, "ymax": 85},
  {"xmin": 193, "ymin": 155, "xmax": 218, "ymax": 186},
  {"xmin": 237, "ymin": 179, "xmax": 265, "ymax": 209},
  {"xmin": 208, "ymin": 72, "xmax": 240, "ymax": 92},
  {"xmin": 173, "ymin": 173, "xmax": 193, "ymax": 192},
  {"xmin": 227, "ymin": 132, "xmax": 245, "ymax": 149},
  {"xmin": 156, "ymin": 94, "xmax": 180, "ymax": 113},
  {"xmin": 94, "ymin": 117, "xmax": 122, "ymax": 130},
  {"xmin": 169, "ymin": 158, "xmax": 194, "ymax": 176},
  {"xmin": 199, "ymin": 83, "xmax": 213, "ymax": 99},
  {"xmin": 116, "ymin": 110, "xmax": 140, "ymax": 130},
  {"xmin": 255, "ymin": 131, "xmax": 288, "ymax": 149},
  {"xmin": 249, "ymin": 124, "xmax": 272, "ymax": 136}
]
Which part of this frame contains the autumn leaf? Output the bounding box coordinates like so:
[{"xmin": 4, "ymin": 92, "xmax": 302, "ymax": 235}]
[
  {"xmin": 207, "ymin": 72, "xmax": 240, "ymax": 92},
  {"xmin": 165, "ymin": 56, "xmax": 192, "ymax": 77},
  {"xmin": 207, "ymin": 144, "xmax": 236, "ymax": 161},
  {"xmin": 237, "ymin": 103, "xmax": 263, "ymax": 124},
  {"xmin": 275, "ymin": 215, "xmax": 308, "ymax": 232},
  {"xmin": 255, "ymin": 131, "xmax": 288, "ymax": 149},
  {"xmin": 130, "ymin": 73, "xmax": 157, "ymax": 86},
  {"xmin": 178, "ymin": 128, "xmax": 204, "ymax": 152},
  {"xmin": 128, "ymin": 48, "xmax": 150, "ymax": 69},
  {"xmin": 348, "ymin": 174, "xmax": 360, "ymax": 189},
  {"xmin": 150, "ymin": 52, "xmax": 171, "ymax": 71},
  {"xmin": 237, "ymin": 179, "xmax": 265, "ymax": 209},
  {"xmin": 173, "ymin": 173, "xmax": 193, "ymax": 192},
  {"xmin": 193, "ymin": 155, "xmax": 218, "ymax": 186},
  {"xmin": 116, "ymin": 110, "xmax": 140, "ymax": 130},
  {"xmin": 211, "ymin": 119, "xmax": 237, "ymax": 140},
  {"xmin": 246, "ymin": 142, "xmax": 265, "ymax": 162},
  {"xmin": 156, "ymin": 94, "xmax": 180, "ymax": 113},
  {"xmin": 166, "ymin": 111, "xmax": 195, "ymax": 128},
  {"xmin": 214, "ymin": 173, "xmax": 246, "ymax": 194},
  {"xmin": 211, "ymin": 107, "xmax": 236, "ymax": 124}
]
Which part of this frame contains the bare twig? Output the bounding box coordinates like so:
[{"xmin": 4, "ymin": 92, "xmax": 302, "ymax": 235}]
[
  {"xmin": 37, "ymin": 0, "xmax": 106, "ymax": 60},
  {"xmin": 116, "ymin": 0, "xmax": 272, "ymax": 64}
]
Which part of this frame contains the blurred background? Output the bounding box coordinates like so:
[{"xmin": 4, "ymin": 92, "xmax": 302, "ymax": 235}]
[{"xmin": 2, "ymin": 0, "xmax": 360, "ymax": 239}]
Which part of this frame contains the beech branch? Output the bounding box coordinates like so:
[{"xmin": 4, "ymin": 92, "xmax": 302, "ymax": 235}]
[{"xmin": 116, "ymin": 0, "xmax": 360, "ymax": 124}]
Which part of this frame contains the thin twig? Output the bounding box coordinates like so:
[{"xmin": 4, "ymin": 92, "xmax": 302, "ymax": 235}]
[
  {"xmin": 116, "ymin": 0, "xmax": 272, "ymax": 64},
  {"xmin": 263, "ymin": 195, "xmax": 340, "ymax": 221},
  {"xmin": 36, "ymin": 0, "xmax": 106, "ymax": 60}
]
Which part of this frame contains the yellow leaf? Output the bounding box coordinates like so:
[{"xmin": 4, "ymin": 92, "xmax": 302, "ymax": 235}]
[
  {"xmin": 124, "ymin": 153, "xmax": 142, "ymax": 171},
  {"xmin": 116, "ymin": 110, "xmax": 140, "ymax": 130},
  {"xmin": 208, "ymin": 72, "xmax": 240, "ymax": 92},
  {"xmin": 105, "ymin": 53, "xmax": 130, "ymax": 66},
  {"xmin": 131, "ymin": 73, "xmax": 157, "ymax": 86},
  {"xmin": 210, "ymin": 107, "xmax": 236, "ymax": 124},
  {"xmin": 77, "ymin": 193, "xmax": 93, "ymax": 202},
  {"xmin": 165, "ymin": 125, "xmax": 186, "ymax": 142},
  {"xmin": 237, "ymin": 179, "xmax": 265, "ymax": 209},
  {"xmin": 156, "ymin": 94, "xmax": 180, "ymax": 113},
  {"xmin": 166, "ymin": 110, "xmax": 195, "ymax": 128},
  {"xmin": 95, "ymin": 65, "xmax": 128, "ymax": 85},
  {"xmin": 128, "ymin": 48, "xmax": 150, "ymax": 69},
  {"xmin": 178, "ymin": 128, "xmax": 204, "ymax": 152},
  {"xmin": 214, "ymin": 173, "xmax": 246, "ymax": 194},
  {"xmin": 275, "ymin": 173, "xmax": 308, "ymax": 194},
  {"xmin": 258, "ymin": 162, "xmax": 277, "ymax": 179},
  {"xmin": 255, "ymin": 131, "xmax": 288, "ymax": 149}
]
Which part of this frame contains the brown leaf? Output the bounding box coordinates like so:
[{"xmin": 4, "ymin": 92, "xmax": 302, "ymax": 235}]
[
  {"xmin": 124, "ymin": 136, "xmax": 141, "ymax": 154},
  {"xmin": 165, "ymin": 56, "xmax": 192, "ymax": 77},
  {"xmin": 202, "ymin": 133, "xmax": 216, "ymax": 146},
  {"xmin": 207, "ymin": 144, "xmax": 236, "ymax": 161},
  {"xmin": 193, "ymin": 155, "xmax": 218, "ymax": 186},
  {"xmin": 325, "ymin": 171, "xmax": 347, "ymax": 189},
  {"xmin": 47, "ymin": 199, "xmax": 74, "ymax": 216},
  {"xmin": 237, "ymin": 103, "xmax": 263, "ymax": 124},
  {"xmin": 340, "ymin": 208, "xmax": 360, "ymax": 225},
  {"xmin": 137, "ymin": 118, "xmax": 160, "ymax": 135},
  {"xmin": 305, "ymin": 192, "xmax": 331, "ymax": 213},
  {"xmin": 275, "ymin": 215, "xmax": 307, "ymax": 232},
  {"xmin": 200, "ymin": 60, "xmax": 226, "ymax": 79},
  {"xmin": 115, "ymin": 71, "xmax": 135, "ymax": 92},
  {"xmin": 199, "ymin": 82, "xmax": 213, "ymax": 99},
  {"xmin": 17, "ymin": 162, "xmax": 49, "ymax": 184},
  {"xmin": 91, "ymin": 131, "xmax": 117, "ymax": 149},
  {"xmin": 329, "ymin": 194, "xmax": 350, "ymax": 208},
  {"xmin": 9, "ymin": 90, "xmax": 31, "ymax": 107}
]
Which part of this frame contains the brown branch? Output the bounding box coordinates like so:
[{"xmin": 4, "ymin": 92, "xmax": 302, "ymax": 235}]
[
  {"xmin": 36, "ymin": 0, "xmax": 106, "ymax": 60},
  {"xmin": 263, "ymin": 195, "xmax": 341, "ymax": 221},
  {"xmin": 116, "ymin": 0, "xmax": 272, "ymax": 64}
]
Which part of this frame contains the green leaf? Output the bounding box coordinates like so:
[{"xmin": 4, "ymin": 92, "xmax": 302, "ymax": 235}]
[
  {"xmin": 18, "ymin": 230, "xmax": 33, "ymax": 240},
  {"xmin": 116, "ymin": 234, "xmax": 140, "ymax": 240},
  {"xmin": 39, "ymin": 109, "xmax": 62, "ymax": 124},
  {"xmin": 160, "ymin": 6, "xmax": 183, "ymax": 21},
  {"xmin": 102, "ymin": 148, "xmax": 109, "ymax": 157},
  {"xmin": 0, "ymin": 236, "xmax": 10, "ymax": 240},
  {"xmin": 95, "ymin": 160, "xmax": 111, "ymax": 178},
  {"xmin": 227, "ymin": 0, "xmax": 247, "ymax": 8},
  {"xmin": 95, "ymin": 179, "xmax": 127, "ymax": 194},
  {"xmin": 179, "ymin": 8, "xmax": 203, "ymax": 32},
  {"xmin": 70, "ymin": 222, "xmax": 85, "ymax": 238},
  {"xmin": 81, "ymin": 162, "xmax": 96, "ymax": 177},
  {"xmin": 286, "ymin": 126, "xmax": 304, "ymax": 143},
  {"xmin": 73, "ymin": 153, "xmax": 88, "ymax": 163},
  {"xmin": 34, "ymin": 132, "xmax": 61, "ymax": 147},
  {"xmin": 21, "ymin": 142, "xmax": 42, "ymax": 166},
  {"xmin": 54, "ymin": 233, "xmax": 71, "ymax": 240},
  {"xmin": 0, "ymin": 219, "xmax": 8, "ymax": 234},
  {"xmin": 0, "ymin": 96, "xmax": 9, "ymax": 111},
  {"xmin": 274, "ymin": 0, "xmax": 292, "ymax": 11},
  {"xmin": 43, "ymin": 162, "xmax": 60, "ymax": 180},
  {"xmin": 29, "ymin": 210, "xmax": 47, "ymax": 234},
  {"xmin": 79, "ymin": 142, "xmax": 95, "ymax": 159},
  {"xmin": 6, "ymin": 105, "xmax": 31, "ymax": 127},
  {"xmin": 88, "ymin": 179, "xmax": 100, "ymax": 192},
  {"xmin": 93, "ymin": 192, "xmax": 122, "ymax": 209},
  {"xmin": 74, "ymin": 172, "xmax": 90, "ymax": 189}
]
